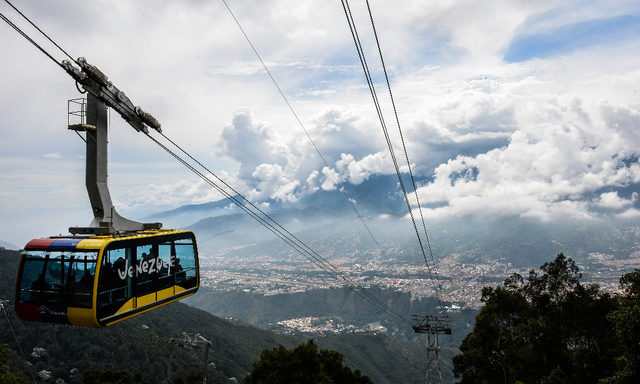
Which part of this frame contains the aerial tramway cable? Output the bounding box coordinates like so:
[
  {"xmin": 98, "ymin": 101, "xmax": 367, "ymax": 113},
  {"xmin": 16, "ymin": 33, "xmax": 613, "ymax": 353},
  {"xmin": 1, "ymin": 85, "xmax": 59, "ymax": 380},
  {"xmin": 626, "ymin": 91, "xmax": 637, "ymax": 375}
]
[
  {"xmin": 363, "ymin": 0, "xmax": 442, "ymax": 292},
  {"xmin": 220, "ymin": 0, "xmax": 390, "ymax": 260},
  {"xmin": 340, "ymin": 3, "xmax": 455, "ymax": 380},
  {"xmin": 0, "ymin": 1, "xmax": 414, "ymax": 327},
  {"xmin": 340, "ymin": 0, "xmax": 447, "ymax": 310},
  {"xmin": 1, "ymin": 301, "xmax": 37, "ymax": 384},
  {"xmin": 3, "ymin": 0, "xmax": 75, "ymax": 63},
  {"xmin": 148, "ymin": 131, "xmax": 413, "ymax": 326},
  {"xmin": 0, "ymin": 11, "xmax": 63, "ymax": 69}
]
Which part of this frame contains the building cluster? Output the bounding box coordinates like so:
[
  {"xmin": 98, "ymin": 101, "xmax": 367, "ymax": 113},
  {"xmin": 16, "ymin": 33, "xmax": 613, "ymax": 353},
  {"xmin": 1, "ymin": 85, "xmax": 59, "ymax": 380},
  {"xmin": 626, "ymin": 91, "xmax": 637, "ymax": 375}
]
[
  {"xmin": 198, "ymin": 249, "xmax": 640, "ymax": 310},
  {"xmin": 267, "ymin": 317, "xmax": 388, "ymax": 336}
]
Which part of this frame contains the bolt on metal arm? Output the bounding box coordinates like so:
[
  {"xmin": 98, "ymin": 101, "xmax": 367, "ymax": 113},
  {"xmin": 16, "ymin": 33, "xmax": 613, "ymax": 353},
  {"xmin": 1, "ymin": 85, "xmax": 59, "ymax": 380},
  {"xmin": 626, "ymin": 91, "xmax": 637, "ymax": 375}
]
[{"xmin": 62, "ymin": 57, "xmax": 161, "ymax": 134}]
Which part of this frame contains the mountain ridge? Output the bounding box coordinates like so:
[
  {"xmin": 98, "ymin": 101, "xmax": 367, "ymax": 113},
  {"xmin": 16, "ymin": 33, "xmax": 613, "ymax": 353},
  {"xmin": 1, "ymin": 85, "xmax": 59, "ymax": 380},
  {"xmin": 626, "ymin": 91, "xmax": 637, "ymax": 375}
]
[{"xmin": 0, "ymin": 248, "xmax": 436, "ymax": 384}]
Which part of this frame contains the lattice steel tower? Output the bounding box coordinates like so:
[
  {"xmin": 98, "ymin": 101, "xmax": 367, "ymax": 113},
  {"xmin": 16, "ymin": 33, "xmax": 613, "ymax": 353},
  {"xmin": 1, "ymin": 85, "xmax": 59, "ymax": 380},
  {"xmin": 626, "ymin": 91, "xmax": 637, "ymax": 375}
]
[{"xmin": 412, "ymin": 315, "xmax": 452, "ymax": 384}]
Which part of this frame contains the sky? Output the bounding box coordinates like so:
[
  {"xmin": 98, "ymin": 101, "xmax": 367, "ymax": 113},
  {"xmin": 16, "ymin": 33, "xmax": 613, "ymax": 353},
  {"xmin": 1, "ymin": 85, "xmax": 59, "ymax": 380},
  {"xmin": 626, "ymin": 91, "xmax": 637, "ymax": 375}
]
[{"xmin": 0, "ymin": 0, "xmax": 639, "ymax": 247}]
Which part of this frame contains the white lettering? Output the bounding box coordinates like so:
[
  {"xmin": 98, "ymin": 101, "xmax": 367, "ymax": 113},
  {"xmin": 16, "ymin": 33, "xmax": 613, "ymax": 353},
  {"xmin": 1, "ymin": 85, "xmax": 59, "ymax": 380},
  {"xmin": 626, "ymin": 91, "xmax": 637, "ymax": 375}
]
[
  {"xmin": 117, "ymin": 260, "xmax": 128, "ymax": 280},
  {"xmin": 116, "ymin": 256, "xmax": 174, "ymax": 280}
]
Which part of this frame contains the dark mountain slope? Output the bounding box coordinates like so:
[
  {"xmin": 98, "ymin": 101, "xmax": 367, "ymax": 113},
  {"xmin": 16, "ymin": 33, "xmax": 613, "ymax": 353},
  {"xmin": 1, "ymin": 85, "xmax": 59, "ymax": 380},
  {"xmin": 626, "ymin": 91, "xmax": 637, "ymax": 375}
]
[{"xmin": 0, "ymin": 248, "xmax": 433, "ymax": 384}]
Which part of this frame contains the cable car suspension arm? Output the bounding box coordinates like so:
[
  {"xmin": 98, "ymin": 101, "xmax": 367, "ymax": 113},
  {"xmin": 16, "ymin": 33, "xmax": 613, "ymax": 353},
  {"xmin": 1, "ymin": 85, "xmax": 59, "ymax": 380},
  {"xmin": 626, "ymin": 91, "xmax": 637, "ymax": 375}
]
[{"xmin": 61, "ymin": 58, "xmax": 161, "ymax": 134}]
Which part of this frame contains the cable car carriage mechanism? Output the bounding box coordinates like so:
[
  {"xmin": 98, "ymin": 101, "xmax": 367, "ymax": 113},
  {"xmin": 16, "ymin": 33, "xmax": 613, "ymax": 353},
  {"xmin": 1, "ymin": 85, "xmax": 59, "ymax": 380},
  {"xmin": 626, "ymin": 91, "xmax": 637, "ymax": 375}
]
[{"xmin": 15, "ymin": 58, "xmax": 199, "ymax": 327}]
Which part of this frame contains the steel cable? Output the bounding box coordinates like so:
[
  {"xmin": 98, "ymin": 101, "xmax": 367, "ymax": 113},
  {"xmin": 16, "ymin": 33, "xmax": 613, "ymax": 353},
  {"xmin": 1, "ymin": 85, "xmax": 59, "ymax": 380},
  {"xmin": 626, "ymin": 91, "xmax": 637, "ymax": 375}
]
[
  {"xmin": 4, "ymin": 0, "xmax": 76, "ymax": 63},
  {"xmin": 1, "ymin": 0, "xmax": 415, "ymax": 329},
  {"xmin": 340, "ymin": 0, "xmax": 447, "ymax": 312},
  {"xmin": 146, "ymin": 132, "xmax": 413, "ymax": 326},
  {"xmin": 362, "ymin": 0, "xmax": 445, "ymax": 308},
  {"xmin": 220, "ymin": 0, "xmax": 390, "ymax": 262}
]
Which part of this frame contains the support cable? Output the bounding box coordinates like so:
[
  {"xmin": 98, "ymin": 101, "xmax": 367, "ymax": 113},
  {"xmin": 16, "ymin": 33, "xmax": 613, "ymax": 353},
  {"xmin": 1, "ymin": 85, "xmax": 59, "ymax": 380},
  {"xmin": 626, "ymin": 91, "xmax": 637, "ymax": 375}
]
[
  {"xmin": 340, "ymin": 0, "xmax": 447, "ymax": 311},
  {"xmin": 344, "ymin": 4, "xmax": 454, "ymax": 381},
  {"xmin": 113, "ymin": 341, "xmax": 173, "ymax": 384},
  {"xmin": 147, "ymin": 131, "xmax": 412, "ymax": 326},
  {"xmin": 221, "ymin": 0, "xmax": 389, "ymax": 261},
  {"xmin": 4, "ymin": 0, "xmax": 76, "ymax": 63},
  {"xmin": 160, "ymin": 345, "xmax": 202, "ymax": 384},
  {"xmin": 362, "ymin": 0, "xmax": 444, "ymax": 305},
  {"xmin": 1, "ymin": 0, "xmax": 413, "ymax": 327},
  {"xmin": 0, "ymin": 300, "xmax": 38, "ymax": 384},
  {"xmin": 0, "ymin": 11, "xmax": 64, "ymax": 69}
]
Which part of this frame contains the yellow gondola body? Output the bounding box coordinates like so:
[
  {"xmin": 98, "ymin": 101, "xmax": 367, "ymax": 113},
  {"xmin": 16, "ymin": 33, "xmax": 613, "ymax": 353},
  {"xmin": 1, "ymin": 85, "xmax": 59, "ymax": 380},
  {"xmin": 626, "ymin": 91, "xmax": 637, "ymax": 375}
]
[{"xmin": 15, "ymin": 230, "xmax": 199, "ymax": 327}]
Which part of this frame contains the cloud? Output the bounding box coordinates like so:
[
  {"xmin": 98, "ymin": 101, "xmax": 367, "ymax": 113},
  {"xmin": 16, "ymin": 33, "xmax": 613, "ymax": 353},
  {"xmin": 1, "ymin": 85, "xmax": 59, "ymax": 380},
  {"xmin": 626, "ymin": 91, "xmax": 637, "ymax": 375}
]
[
  {"xmin": 617, "ymin": 208, "xmax": 640, "ymax": 219},
  {"xmin": 115, "ymin": 179, "xmax": 212, "ymax": 210},
  {"xmin": 215, "ymin": 107, "xmax": 291, "ymax": 181},
  {"xmin": 2, "ymin": 0, "xmax": 640, "ymax": 246},
  {"xmin": 213, "ymin": 107, "xmax": 395, "ymax": 201},
  {"xmin": 596, "ymin": 191, "xmax": 637, "ymax": 210},
  {"xmin": 211, "ymin": 57, "xmax": 640, "ymax": 223},
  {"xmin": 413, "ymin": 93, "xmax": 640, "ymax": 221},
  {"xmin": 599, "ymin": 101, "xmax": 640, "ymax": 152},
  {"xmin": 251, "ymin": 164, "xmax": 301, "ymax": 202}
]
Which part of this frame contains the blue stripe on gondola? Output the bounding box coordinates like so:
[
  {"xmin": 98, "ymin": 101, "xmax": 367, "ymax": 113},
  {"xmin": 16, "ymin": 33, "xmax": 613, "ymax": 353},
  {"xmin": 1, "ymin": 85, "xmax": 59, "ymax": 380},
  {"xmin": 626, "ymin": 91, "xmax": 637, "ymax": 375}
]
[{"xmin": 48, "ymin": 238, "xmax": 82, "ymax": 249}]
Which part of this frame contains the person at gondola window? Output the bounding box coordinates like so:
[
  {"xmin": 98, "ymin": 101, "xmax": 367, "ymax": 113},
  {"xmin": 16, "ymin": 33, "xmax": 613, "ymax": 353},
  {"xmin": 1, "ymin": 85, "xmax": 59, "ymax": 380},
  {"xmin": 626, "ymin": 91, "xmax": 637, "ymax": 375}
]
[
  {"xmin": 31, "ymin": 273, "xmax": 51, "ymax": 291},
  {"xmin": 81, "ymin": 269, "xmax": 94, "ymax": 286},
  {"xmin": 30, "ymin": 273, "xmax": 51, "ymax": 301},
  {"xmin": 173, "ymin": 257, "xmax": 183, "ymax": 273}
]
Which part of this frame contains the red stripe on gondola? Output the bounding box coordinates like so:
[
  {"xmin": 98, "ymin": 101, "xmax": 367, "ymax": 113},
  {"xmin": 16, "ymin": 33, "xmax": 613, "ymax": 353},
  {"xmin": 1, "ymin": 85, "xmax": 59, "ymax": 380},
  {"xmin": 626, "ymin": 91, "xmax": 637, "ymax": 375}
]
[
  {"xmin": 24, "ymin": 238, "xmax": 55, "ymax": 249},
  {"xmin": 24, "ymin": 238, "xmax": 82, "ymax": 250}
]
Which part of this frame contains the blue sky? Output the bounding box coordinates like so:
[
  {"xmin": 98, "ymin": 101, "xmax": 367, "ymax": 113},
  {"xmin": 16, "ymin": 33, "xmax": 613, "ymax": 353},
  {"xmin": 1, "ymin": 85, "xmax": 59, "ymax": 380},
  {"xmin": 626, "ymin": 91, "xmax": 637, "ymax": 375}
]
[
  {"xmin": 505, "ymin": 13, "xmax": 640, "ymax": 62},
  {"xmin": 0, "ymin": 0, "xmax": 639, "ymax": 247}
]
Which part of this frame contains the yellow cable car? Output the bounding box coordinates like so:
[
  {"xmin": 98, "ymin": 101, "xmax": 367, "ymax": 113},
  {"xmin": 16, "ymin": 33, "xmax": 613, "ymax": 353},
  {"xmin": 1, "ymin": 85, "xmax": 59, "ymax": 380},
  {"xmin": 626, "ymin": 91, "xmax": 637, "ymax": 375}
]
[
  {"xmin": 15, "ymin": 230, "xmax": 199, "ymax": 327},
  {"xmin": 15, "ymin": 59, "xmax": 201, "ymax": 327}
]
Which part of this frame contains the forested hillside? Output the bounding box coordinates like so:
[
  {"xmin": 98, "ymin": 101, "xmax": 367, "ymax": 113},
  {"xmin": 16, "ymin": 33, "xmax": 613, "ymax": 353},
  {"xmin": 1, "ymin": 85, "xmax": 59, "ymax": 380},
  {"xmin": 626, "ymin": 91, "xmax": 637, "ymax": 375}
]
[
  {"xmin": 0, "ymin": 248, "xmax": 432, "ymax": 384},
  {"xmin": 186, "ymin": 286, "xmax": 477, "ymax": 345},
  {"xmin": 454, "ymin": 254, "xmax": 640, "ymax": 383}
]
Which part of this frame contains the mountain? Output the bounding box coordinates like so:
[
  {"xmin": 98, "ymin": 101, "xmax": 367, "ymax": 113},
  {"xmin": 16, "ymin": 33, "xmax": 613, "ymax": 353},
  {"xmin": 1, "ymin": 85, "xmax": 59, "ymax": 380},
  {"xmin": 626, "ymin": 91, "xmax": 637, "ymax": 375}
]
[
  {"xmin": 144, "ymin": 174, "xmax": 410, "ymax": 229},
  {"xmin": 0, "ymin": 239, "xmax": 19, "ymax": 250},
  {"xmin": 185, "ymin": 286, "xmax": 477, "ymax": 346},
  {"xmin": 185, "ymin": 202, "xmax": 640, "ymax": 268},
  {"xmin": 137, "ymin": 173, "xmax": 640, "ymax": 268},
  {"xmin": 0, "ymin": 248, "xmax": 438, "ymax": 384},
  {"xmin": 142, "ymin": 195, "xmax": 244, "ymax": 229}
]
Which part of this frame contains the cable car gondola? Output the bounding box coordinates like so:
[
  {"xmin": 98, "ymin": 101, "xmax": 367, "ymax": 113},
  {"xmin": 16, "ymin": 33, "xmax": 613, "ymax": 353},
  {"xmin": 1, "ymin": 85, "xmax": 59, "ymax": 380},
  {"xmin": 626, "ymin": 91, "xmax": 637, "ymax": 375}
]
[
  {"xmin": 15, "ymin": 59, "xmax": 200, "ymax": 327},
  {"xmin": 16, "ymin": 230, "xmax": 199, "ymax": 327}
]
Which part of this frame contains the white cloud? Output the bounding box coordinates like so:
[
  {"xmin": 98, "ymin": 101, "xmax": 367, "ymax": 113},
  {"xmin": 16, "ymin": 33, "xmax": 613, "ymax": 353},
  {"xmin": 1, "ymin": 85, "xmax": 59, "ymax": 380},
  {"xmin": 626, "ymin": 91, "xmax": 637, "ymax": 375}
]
[
  {"xmin": 596, "ymin": 191, "xmax": 636, "ymax": 210},
  {"xmin": 1, "ymin": 0, "xmax": 640, "ymax": 245},
  {"xmin": 617, "ymin": 208, "xmax": 640, "ymax": 219},
  {"xmin": 115, "ymin": 177, "xmax": 224, "ymax": 212},
  {"xmin": 213, "ymin": 106, "xmax": 394, "ymax": 200},
  {"xmin": 413, "ymin": 91, "xmax": 640, "ymax": 221}
]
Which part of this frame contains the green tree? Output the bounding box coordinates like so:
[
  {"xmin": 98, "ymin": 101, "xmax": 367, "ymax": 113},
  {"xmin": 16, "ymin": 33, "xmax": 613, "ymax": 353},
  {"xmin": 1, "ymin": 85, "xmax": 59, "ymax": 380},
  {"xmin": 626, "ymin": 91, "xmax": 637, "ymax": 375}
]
[
  {"xmin": 0, "ymin": 343, "xmax": 28, "ymax": 384},
  {"xmin": 453, "ymin": 254, "xmax": 619, "ymax": 384},
  {"xmin": 601, "ymin": 269, "xmax": 640, "ymax": 384},
  {"xmin": 82, "ymin": 369, "xmax": 149, "ymax": 384},
  {"xmin": 244, "ymin": 339, "xmax": 373, "ymax": 384}
]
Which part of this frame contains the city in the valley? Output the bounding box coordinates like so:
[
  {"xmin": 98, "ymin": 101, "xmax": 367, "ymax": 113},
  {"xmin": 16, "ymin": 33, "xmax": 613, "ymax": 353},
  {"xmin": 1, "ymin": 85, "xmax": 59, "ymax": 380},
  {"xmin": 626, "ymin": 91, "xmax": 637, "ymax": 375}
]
[{"xmin": 197, "ymin": 247, "xmax": 640, "ymax": 336}]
